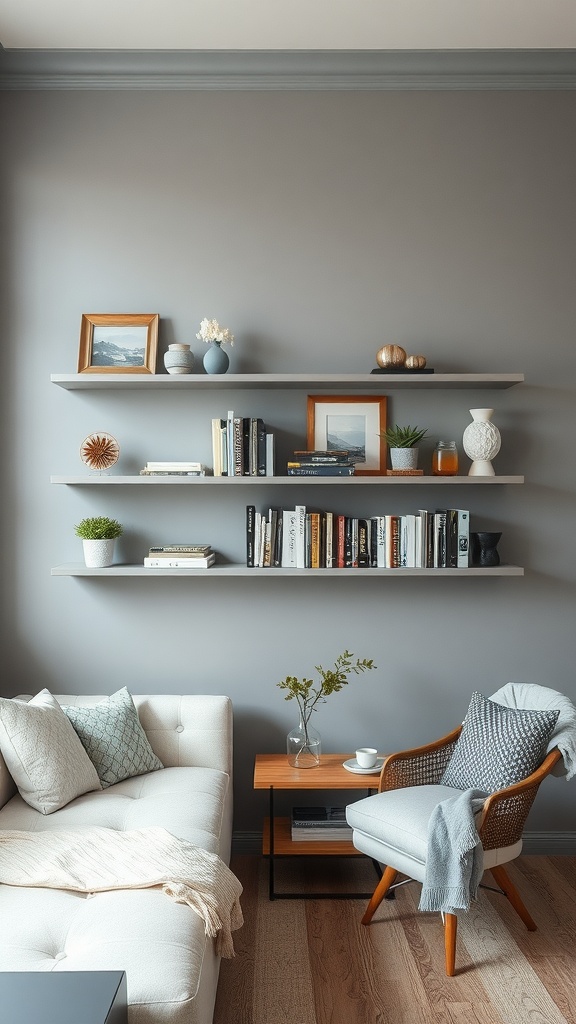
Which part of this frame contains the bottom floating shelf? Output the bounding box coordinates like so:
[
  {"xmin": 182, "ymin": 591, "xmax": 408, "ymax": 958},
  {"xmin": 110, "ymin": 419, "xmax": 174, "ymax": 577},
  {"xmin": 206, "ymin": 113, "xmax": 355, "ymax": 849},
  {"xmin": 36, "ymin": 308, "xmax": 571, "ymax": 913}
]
[{"xmin": 51, "ymin": 563, "xmax": 525, "ymax": 577}]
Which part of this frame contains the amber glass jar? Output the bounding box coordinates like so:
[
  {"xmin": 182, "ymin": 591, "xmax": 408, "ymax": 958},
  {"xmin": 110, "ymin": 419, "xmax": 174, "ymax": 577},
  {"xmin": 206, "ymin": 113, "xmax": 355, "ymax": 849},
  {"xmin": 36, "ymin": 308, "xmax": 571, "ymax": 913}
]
[{"xmin": 432, "ymin": 440, "xmax": 459, "ymax": 475}]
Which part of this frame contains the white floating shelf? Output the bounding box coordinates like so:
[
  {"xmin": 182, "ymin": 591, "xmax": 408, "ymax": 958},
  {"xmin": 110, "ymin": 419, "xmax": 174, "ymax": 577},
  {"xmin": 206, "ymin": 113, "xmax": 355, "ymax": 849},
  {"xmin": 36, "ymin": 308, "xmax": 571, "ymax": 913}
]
[
  {"xmin": 51, "ymin": 372, "xmax": 524, "ymax": 391},
  {"xmin": 50, "ymin": 475, "xmax": 524, "ymax": 486},
  {"xmin": 51, "ymin": 563, "xmax": 524, "ymax": 578}
]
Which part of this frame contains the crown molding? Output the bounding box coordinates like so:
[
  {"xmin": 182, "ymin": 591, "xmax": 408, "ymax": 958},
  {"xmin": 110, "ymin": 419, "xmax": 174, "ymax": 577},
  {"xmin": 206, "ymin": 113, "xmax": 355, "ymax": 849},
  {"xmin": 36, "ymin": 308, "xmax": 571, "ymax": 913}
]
[{"xmin": 1, "ymin": 48, "xmax": 576, "ymax": 90}]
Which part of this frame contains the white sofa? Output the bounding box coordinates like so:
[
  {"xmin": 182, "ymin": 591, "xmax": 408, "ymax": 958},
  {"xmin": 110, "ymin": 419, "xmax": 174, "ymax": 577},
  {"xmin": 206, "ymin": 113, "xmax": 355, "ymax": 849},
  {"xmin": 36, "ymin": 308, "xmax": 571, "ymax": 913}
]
[{"xmin": 0, "ymin": 693, "xmax": 234, "ymax": 1024}]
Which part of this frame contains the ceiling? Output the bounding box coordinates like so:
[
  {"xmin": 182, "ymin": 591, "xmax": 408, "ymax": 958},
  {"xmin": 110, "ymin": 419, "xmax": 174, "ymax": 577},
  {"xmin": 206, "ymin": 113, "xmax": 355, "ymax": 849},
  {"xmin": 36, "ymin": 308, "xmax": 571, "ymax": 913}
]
[{"xmin": 1, "ymin": 0, "xmax": 575, "ymax": 51}]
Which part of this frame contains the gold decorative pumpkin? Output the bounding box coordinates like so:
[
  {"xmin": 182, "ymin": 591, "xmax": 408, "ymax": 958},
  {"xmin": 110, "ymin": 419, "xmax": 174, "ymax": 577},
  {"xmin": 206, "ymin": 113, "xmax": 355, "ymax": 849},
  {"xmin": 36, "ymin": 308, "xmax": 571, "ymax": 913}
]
[
  {"xmin": 405, "ymin": 354, "xmax": 427, "ymax": 370},
  {"xmin": 376, "ymin": 345, "xmax": 406, "ymax": 369}
]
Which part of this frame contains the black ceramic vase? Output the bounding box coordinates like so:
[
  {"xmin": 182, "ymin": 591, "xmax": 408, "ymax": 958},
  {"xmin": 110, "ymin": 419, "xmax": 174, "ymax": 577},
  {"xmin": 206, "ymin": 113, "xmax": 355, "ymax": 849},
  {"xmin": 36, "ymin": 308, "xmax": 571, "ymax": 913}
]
[{"xmin": 470, "ymin": 531, "xmax": 502, "ymax": 567}]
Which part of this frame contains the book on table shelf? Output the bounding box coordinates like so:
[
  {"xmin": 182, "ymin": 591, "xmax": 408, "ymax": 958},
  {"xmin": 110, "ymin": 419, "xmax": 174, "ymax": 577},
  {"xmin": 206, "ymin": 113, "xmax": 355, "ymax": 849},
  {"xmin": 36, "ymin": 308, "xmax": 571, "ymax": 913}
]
[
  {"xmin": 291, "ymin": 806, "xmax": 353, "ymax": 841},
  {"xmin": 140, "ymin": 461, "xmax": 207, "ymax": 476},
  {"xmin": 144, "ymin": 552, "xmax": 216, "ymax": 568},
  {"xmin": 287, "ymin": 448, "xmax": 356, "ymax": 476},
  {"xmin": 244, "ymin": 505, "xmax": 472, "ymax": 569},
  {"xmin": 148, "ymin": 544, "xmax": 212, "ymax": 556}
]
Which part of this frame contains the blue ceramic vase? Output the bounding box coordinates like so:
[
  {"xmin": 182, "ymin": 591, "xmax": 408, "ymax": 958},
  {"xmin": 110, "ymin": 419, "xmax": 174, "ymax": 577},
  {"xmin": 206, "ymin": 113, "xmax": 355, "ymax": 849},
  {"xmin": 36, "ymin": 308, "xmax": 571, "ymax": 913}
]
[{"xmin": 203, "ymin": 341, "xmax": 230, "ymax": 375}]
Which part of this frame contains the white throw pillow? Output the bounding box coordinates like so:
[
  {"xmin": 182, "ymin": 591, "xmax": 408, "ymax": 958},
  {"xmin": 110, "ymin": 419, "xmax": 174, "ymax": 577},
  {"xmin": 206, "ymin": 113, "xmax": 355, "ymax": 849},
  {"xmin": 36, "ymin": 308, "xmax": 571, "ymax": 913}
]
[{"xmin": 0, "ymin": 689, "xmax": 101, "ymax": 813}]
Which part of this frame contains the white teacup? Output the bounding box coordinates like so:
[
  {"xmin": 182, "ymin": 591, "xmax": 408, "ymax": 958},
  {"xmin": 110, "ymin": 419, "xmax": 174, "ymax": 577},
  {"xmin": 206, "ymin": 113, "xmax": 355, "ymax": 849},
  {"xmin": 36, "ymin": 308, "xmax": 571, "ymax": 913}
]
[{"xmin": 355, "ymin": 747, "xmax": 378, "ymax": 769}]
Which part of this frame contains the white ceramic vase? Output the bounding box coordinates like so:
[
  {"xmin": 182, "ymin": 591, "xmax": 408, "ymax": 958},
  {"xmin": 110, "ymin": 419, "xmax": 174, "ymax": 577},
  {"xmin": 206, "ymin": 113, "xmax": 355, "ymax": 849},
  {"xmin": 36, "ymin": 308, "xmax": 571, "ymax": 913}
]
[
  {"xmin": 163, "ymin": 343, "xmax": 194, "ymax": 375},
  {"xmin": 463, "ymin": 409, "xmax": 501, "ymax": 476},
  {"xmin": 82, "ymin": 539, "xmax": 115, "ymax": 568}
]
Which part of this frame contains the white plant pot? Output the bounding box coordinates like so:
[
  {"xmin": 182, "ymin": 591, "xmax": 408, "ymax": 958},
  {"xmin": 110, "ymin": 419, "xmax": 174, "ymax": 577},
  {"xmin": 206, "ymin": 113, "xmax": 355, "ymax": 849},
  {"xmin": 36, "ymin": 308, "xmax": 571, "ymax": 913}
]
[
  {"xmin": 82, "ymin": 538, "xmax": 115, "ymax": 568},
  {"xmin": 390, "ymin": 448, "xmax": 419, "ymax": 470}
]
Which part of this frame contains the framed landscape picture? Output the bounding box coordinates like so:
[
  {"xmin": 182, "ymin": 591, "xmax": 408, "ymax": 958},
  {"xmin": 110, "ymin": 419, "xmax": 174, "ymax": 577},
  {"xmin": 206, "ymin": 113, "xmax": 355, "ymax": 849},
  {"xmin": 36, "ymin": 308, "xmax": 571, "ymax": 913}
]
[
  {"xmin": 78, "ymin": 313, "xmax": 159, "ymax": 374},
  {"xmin": 306, "ymin": 395, "xmax": 387, "ymax": 475}
]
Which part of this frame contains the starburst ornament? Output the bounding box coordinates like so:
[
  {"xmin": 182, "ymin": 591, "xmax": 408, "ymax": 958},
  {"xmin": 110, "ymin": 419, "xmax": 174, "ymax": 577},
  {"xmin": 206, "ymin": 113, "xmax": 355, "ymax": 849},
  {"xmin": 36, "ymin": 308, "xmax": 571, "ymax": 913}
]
[{"xmin": 80, "ymin": 432, "xmax": 120, "ymax": 471}]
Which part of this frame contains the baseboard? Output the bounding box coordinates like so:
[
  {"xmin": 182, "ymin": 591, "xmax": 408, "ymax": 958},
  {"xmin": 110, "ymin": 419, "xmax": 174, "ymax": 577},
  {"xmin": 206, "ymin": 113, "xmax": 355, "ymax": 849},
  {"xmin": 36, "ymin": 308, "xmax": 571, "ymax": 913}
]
[
  {"xmin": 232, "ymin": 831, "xmax": 262, "ymax": 854},
  {"xmin": 232, "ymin": 830, "xmax": 576, "ymax": 856},
  {"xmin": 521, "ymin": 831, "xmax": 576, "ymax": 854}
]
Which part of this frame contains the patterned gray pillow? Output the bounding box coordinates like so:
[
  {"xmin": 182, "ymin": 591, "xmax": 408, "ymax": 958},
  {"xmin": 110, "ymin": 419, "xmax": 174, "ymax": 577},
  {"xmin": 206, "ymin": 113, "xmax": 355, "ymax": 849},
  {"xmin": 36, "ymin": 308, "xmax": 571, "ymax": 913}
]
[
  {"xmin": 62, "ymin": 687, "xmax": 163, "ymax": 788},
  {"xmin": 440, "ymin": 691, "xmax": 559, "ymax": 793}
]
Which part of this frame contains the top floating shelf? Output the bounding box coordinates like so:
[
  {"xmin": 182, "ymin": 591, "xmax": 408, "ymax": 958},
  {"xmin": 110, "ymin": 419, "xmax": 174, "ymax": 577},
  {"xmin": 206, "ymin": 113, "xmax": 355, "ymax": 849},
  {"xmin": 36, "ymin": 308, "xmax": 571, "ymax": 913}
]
[{"xmin": 51, "ymin": 373, "xmax": 524, "ymax": 391}]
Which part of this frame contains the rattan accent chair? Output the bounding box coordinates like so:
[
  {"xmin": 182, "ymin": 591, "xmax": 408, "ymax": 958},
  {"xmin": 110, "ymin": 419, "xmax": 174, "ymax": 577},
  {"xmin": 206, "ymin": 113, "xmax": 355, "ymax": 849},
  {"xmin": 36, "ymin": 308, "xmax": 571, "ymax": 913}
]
[{"xmin": 347, "ymin": 724, "xmax": 562, "ymax": 976}]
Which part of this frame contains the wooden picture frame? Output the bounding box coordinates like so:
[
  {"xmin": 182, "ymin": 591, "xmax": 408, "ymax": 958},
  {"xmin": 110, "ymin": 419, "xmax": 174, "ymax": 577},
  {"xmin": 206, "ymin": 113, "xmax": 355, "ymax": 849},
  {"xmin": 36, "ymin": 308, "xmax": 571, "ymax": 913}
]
[
  {"xmin": 78, "ymin": 314, "xmax": 159, "ymax": 374},
  {"xmin": 306, "ymin": 395, "xmax": 387, "ymax": 476}
]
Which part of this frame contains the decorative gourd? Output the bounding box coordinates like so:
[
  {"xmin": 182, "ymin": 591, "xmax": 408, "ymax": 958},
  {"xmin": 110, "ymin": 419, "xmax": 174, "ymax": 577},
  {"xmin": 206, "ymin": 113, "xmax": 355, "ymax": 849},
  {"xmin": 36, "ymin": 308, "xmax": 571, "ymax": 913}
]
[
  {"xmin": 376, "ymin": 345, "xmax": 406, "ymax": 369},
  {"xmin": 405, "ymin": 354, "xmax": 427, "ymax": 370}
]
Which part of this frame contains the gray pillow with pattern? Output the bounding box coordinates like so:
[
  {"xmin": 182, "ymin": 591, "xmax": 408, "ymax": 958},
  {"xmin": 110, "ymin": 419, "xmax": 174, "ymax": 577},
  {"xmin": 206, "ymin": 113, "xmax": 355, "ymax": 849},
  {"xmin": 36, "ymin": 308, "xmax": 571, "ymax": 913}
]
[
  {"xmin": 440, "ymin": 690, "xmax": 559, "ymax": 793},
  {"xmin": 62, "ymin": 687, "xmax": 163, "ymax": 788}
]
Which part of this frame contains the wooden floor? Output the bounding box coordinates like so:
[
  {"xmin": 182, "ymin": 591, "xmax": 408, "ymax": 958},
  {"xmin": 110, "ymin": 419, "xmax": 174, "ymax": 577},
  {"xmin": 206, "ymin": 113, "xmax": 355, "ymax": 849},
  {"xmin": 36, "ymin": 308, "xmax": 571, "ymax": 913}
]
[{"xmin": 214, "ymin": 854, "xmax": 576, "ymax": 1024}]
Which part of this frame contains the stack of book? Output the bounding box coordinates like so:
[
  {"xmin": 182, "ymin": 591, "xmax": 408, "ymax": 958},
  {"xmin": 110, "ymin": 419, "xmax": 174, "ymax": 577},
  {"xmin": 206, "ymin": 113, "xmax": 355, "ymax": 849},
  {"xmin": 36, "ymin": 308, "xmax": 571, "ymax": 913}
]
[
  {"xmin": 143, "ymin": 544, "xmax": 216, "ymax": 568},
  {"xmin": 246, "ymin": 505, "xmax": 470, "ymax": 569},
  {"xmin": 286, "ymin": 450, "xmax": 355, "ymax": 477},
  {"xmin": 212, "ymin": 411, "xmax": 274, "ymax": 477},
  {"xmin": 140, "ymin": 461, "xmax": 206, "ymax": 476},
  {"xmin": 291, "ymin": 806, "xmax": 353, "ymax": 842}
]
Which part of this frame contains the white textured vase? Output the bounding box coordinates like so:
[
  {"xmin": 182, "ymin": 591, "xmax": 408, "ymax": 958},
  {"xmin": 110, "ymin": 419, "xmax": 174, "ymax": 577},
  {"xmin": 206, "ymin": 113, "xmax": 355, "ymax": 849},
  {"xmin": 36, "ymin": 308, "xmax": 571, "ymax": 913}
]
[
  {"xmin": 82, "ymin": 539, "xmax": 115, "ymax": 568},
  {"xmin": 163, "ymin": 343, "xmax": 194, "ymax": 375},
  {"xmin": 463, "ymin": 409, "xmax": 501, "ymax": 476}
]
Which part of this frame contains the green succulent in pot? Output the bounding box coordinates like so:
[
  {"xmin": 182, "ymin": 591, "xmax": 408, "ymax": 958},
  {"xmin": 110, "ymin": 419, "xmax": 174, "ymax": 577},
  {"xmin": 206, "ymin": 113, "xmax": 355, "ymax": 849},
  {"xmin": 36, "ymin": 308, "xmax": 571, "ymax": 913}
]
[{"xmin": 381, "ymin": 424, "xmax": 428, "ymax": 448}]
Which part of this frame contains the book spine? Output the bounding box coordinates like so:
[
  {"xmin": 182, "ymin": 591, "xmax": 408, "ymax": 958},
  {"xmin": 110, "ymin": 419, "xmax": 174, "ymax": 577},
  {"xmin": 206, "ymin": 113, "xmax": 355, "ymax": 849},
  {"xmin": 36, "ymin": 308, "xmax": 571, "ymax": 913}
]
[
  {"xmin": 242, "ymin": 417, "xmax": 251, "ymax": 476},
  {"xmin": 446, "ymin": 509, "xmax": 459, "ymax": 568},
  {"xmin": 325, "ymin": 511, "xmax": 334, "ymax": 569},
  {"xmin": 265, "ymin": 432, "xmax": 275, "ymax": 476},
  {"xmin": 211, "ymin": 418, "xmax": 223, "ymax": 477},
  {"xmin": 385, "ymin": 515, "xmax": 400, "ymax": 568},
  {"xmin": 456, "ymin": 509, "xmax": 470, "ymax": 568},
  {"xmin": 434, "ymin": 510, "xmax": 448, "ymax": 568},
  {"xmin": 257, "ymin": 419, "xmax": 266, "ymax": 476},
  {"xmin": 144, "ymin": 556, "xmax": 214, "ymax": 568},
  {"xmin": 249, "ymin": 419, "xmax": 258, "ymax": 476},
  {"xmin": 357, "ymin": 518, "xmax": 370, "ymax": 567},
  {"xmin": 310, "ymin": 512, "xmax": 321, "ymax": 569},
  {"xmin": 281, "ymin": 510, "xmax": 297, "ymax": 567},
  {"xmin": 286, "ymin": 466, "xmax": 355, "ymax": 476},
  {"xmin": 226, "ymin": 410, "xmax": 234, "ymax": 477},
  {"xmin": 295, "ymin": 505, "xmax": 306, "ymax": 569},
  {"xmin": 149, "ymin": 546, "xmax": 211, "ymax": 553},
  {"xmin": 233, "ymin": 417, "xmax": 244, "ymax": 476},
  {"xmin": 336, "ymin": 514, "xmax": 346, "ymax": 568},
  {"xmin": 246, "ymin": 505, "xmax": 255, "ymax": 567}
]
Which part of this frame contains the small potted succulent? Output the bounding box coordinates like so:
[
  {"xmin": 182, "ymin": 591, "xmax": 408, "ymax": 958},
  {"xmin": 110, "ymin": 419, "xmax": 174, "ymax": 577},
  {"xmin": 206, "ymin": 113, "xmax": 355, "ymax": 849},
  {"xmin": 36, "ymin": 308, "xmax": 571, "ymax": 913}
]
[
  {"xmin": 74, "ymin": 516, "xmax": 123, "ymax": 568},
  {"xmin": 381, "ymin": 424, "xmax": 428, "ymax": 470}
]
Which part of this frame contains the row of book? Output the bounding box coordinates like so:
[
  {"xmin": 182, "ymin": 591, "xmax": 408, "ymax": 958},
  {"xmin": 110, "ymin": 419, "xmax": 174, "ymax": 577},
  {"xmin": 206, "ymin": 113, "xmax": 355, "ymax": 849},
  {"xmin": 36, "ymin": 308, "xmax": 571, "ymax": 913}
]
[
  {"xmin": 246, "ymin": 505, "xmax": 470, "ymax": 568},
  {"xmin": 291, "ymin": 806, "xmax": 353, "ymax": 842},
  {"xmin": 139, "ymin": 461, "xmax": 207, "ymax": 477},
  {"xmin": 212, "ymin": 412, "xmax": 274, "ymax": 476},
  {"xmin": 143, "ymin": 544, "xmax": 215, "ymax": 568}
]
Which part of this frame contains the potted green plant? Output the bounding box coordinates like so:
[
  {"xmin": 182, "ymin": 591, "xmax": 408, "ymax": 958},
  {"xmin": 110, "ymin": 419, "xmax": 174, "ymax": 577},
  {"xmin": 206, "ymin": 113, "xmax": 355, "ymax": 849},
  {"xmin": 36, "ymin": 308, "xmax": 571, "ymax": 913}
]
[
  {"xmin": 277, "ymin": 650, "xmax": 375, "ymax": 768},
  {"xmin": 74, "ymin": 516, "xmax": 123, "ymax": 568},
  {"xmin": 381, "ymin": 424, "xmax": 428, "ymax": 470}
]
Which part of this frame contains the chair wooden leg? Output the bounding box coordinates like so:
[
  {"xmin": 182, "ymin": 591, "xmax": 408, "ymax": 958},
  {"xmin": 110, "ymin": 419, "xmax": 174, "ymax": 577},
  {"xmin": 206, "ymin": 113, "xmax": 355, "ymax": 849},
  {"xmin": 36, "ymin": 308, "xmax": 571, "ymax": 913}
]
[
  {"xmin": 443, "ymin": 912, "xmax": 457, "ymax": 976},
  {"xmin": 490, "ymin": 864, "xmax": 537, "ymax": 931},
  {"xmin": 362, "ymin": 865, "xmax": 398, "ymax": 925}
]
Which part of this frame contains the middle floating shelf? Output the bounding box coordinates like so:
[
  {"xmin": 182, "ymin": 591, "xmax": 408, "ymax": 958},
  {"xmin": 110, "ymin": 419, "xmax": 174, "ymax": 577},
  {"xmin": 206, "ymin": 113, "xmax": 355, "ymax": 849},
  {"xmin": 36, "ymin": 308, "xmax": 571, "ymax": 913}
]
[{"xmin": 51, "ymin": 475, "xmax": 525, "ymax": 486}]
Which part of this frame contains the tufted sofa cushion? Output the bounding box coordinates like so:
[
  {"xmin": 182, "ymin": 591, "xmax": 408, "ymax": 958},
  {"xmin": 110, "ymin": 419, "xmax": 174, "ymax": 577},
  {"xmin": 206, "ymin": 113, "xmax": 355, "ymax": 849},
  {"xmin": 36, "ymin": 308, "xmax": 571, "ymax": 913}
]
[{"xmin": 0, "ymin": 694, "xmax": 233, "ymax": 1024}]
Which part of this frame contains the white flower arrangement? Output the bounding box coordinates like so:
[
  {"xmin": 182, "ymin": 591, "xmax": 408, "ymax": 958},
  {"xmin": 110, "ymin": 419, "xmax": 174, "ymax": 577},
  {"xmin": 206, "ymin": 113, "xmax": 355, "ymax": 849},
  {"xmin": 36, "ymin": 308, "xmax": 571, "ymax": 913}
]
[{"xmin": 196, "ymin": 318, "xmax": 235, "ymax": 346}]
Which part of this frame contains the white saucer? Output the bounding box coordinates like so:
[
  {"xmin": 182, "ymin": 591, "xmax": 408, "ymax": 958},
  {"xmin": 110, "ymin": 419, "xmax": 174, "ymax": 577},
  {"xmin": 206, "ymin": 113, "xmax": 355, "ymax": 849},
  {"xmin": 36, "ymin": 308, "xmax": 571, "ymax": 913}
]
[{"xmin": 342, "ymin": 757, "xmax": 384, "ymax": 775}]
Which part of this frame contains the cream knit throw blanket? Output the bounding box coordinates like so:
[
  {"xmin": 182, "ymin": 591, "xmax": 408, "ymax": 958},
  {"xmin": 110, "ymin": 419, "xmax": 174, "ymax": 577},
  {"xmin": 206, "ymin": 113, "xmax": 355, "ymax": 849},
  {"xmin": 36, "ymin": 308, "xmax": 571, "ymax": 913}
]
[{"xmin": 0, "ymin": 826, "xmax": 243, "ymax": 958}]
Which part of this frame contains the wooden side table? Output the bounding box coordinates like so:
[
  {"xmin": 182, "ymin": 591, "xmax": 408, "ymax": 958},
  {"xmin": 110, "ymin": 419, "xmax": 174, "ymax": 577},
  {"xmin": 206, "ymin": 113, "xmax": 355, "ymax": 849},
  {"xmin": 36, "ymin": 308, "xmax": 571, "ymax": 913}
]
[{"xmin": 253, "ymin": 753, "xmax": 381, "ymax": 900}]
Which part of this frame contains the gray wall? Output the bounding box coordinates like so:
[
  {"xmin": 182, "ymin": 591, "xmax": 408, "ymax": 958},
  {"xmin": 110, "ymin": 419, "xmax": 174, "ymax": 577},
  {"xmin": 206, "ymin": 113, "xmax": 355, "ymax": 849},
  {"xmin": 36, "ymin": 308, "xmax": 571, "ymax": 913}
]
[{"xmin": 1, "ymin": 89, "xmax": 575, "ymax": 845}]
